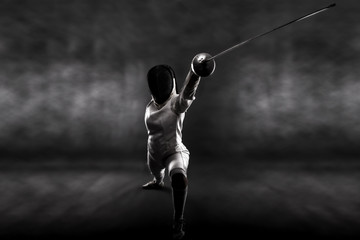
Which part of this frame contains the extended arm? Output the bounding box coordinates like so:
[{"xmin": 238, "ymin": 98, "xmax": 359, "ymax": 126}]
[
  {"xmin": 173, "ymin": 53, "xmax": 216, "ymax": 113},
  {"xmin": 181, "ymin": 70, "xmax": 201, "ymax": 101}
]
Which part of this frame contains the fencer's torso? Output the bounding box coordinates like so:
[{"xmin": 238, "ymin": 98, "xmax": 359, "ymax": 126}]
[
  {"xmin": 145, "ymin": 70, "xmax": 201, "ymax": 160},
  {"xmin": 145, "ymin": 95, "xmax": 189, "ymax": 159}
]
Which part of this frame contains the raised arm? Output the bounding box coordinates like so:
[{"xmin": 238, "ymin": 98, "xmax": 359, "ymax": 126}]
[
  {"xmin": 173, "ymin": 53, "xmax": 216, "ymax": 113},
  {"xmin": 181, "ymin": 70, "xmax": 201, "ymax": 101}
]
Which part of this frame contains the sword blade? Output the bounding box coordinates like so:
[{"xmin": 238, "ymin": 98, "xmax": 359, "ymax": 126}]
[{"xmin": 207, "ymin": 3, "xmax": 336, "ymax": 61}]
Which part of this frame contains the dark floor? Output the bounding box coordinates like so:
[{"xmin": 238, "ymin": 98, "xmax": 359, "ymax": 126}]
[{"xmin": 0, "ymin": 157, "xmax": 360, "ymax": 239}]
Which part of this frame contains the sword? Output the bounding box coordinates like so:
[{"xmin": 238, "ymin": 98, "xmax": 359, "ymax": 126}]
[{"xmin": 206, "ymin": 3, "xmax": 336, "ymax": 61}]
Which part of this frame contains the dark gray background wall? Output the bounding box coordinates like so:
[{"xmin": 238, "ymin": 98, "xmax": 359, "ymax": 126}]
[{"xmin": 0, "ymin": 0, "xmax": 358, "ymax": 158}]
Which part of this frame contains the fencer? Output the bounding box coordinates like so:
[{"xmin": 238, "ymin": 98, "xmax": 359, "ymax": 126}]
[{"xmin": 142, "ymin": 53, "xmax": 215, "ymax": 239}]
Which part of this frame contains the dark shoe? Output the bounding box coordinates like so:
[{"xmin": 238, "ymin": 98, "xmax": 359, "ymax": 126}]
[
  {"xmin": 172, "ymin": 218, "xmax": 185, "ymax": 239},
  {"xmin": 142, "ymin": 179, "xmax": 164, "ymax": 190}
]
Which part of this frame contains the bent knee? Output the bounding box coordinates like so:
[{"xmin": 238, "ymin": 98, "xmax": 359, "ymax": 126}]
[{"xmin": 171, "ymin": 172, "xmax": 188, "ymax": 190}]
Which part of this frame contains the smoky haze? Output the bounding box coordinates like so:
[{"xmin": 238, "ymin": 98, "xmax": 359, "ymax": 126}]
[{"xmin": 0, "ymin": 0, "xmax": 359, "ymax": 159}]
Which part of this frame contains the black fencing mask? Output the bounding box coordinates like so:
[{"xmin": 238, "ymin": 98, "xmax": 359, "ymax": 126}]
[{"xmin": 147, "ymin": 65, "xmax": 177, "ymax": 105}]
